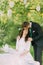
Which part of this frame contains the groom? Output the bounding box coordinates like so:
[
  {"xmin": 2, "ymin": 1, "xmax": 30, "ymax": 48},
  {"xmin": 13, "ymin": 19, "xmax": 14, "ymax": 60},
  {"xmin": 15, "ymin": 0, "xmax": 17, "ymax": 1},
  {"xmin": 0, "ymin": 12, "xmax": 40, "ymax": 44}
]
[{"xmin": 29, "ymin": 21, "xmax": 43, "ymax": 65}]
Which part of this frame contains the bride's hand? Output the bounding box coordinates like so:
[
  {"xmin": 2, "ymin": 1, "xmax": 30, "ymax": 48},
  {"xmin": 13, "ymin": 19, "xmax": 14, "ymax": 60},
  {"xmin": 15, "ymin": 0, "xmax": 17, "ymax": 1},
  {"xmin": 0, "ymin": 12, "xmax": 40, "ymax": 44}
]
[
  {"xmin": 20, "ymin": 53, "xmax": 25, "ymax": 56},
  {"xmin": 28, "ymin": 37, "xmax": 33, "ymax": 41},
  {"xmin": 20, "ymin": 51, "xmax": 29, "ymax": 57},
  {"xmin": 16, "ymin": 49, "xmax": 18, "ymax": 51}
]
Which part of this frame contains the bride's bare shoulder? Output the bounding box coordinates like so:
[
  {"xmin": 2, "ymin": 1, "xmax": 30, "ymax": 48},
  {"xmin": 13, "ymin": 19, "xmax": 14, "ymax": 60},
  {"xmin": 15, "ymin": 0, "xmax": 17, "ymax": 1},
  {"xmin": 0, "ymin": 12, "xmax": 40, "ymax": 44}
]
[{"xmin": 17, "ymin": 36, "xmax": 20, "ymax": 40}]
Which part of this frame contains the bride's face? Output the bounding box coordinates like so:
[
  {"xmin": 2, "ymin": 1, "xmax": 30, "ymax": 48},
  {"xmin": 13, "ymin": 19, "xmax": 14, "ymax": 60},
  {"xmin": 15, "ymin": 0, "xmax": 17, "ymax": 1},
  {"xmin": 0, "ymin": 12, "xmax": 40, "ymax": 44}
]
[{"xmin": 23, "ymin": 28, "xmax": 28, "ymax": 37}]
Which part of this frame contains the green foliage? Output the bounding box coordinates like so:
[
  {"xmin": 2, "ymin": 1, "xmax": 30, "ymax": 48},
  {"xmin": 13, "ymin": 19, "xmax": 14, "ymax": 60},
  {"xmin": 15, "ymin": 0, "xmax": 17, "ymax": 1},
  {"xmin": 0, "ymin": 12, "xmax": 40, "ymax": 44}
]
[
  {"xmin": 0, "ymin": 20, "xmax": 20, "ymax": 46},
  {"xmin": 0, "ymin": 0, "xmax": 43, "ymax": 46},
  {"xmin": 0, "ymin": 0, "xmax": 43, "ymax": 24}
]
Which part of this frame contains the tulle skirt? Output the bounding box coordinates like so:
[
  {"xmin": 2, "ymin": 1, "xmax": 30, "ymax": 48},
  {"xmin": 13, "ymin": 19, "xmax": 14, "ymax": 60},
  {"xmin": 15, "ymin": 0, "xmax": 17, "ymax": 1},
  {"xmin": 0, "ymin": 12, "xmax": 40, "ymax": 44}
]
[{"xmin": 0, "ymin": 49, "xmax": 40, "ymax": 65}]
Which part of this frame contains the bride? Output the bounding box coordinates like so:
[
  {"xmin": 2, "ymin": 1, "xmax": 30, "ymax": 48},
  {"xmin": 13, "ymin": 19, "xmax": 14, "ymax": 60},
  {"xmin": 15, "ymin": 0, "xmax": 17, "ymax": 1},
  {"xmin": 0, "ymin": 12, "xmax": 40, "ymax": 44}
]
[{"xmin": 0, "ymin": 22, "xmax": 40, "ymax": 65}]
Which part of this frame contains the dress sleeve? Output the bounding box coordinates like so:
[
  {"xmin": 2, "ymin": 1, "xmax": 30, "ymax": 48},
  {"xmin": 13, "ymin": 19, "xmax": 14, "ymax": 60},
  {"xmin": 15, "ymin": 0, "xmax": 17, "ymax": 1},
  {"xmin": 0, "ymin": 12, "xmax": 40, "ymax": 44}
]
[{"xmin": 16, "ymin": 38, "xmax": 19, "ymax": 50}]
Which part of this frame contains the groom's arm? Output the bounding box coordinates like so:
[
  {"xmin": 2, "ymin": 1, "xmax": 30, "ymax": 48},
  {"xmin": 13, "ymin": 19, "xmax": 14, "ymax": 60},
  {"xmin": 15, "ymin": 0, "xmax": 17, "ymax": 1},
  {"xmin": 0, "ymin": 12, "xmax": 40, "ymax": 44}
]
[{"xmin": 33, "ymin": 26, "xmax": 43, "ymax": 41}]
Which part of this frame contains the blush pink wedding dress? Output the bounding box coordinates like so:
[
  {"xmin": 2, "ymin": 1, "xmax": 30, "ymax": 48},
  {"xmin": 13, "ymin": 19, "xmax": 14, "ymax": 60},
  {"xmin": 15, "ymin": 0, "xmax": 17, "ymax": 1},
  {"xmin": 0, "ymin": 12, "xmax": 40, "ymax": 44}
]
[{"xmin": 0, "ymin": 37, "xmax": 40, "ymax": 65}]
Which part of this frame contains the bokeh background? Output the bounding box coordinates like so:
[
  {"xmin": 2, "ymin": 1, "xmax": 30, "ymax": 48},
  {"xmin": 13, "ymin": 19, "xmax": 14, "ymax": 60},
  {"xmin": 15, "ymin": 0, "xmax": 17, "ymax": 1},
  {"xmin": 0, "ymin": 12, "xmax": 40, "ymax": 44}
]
[{"xmin": 0, "ymin": 0, "xmax": 43, "ymax": 62}]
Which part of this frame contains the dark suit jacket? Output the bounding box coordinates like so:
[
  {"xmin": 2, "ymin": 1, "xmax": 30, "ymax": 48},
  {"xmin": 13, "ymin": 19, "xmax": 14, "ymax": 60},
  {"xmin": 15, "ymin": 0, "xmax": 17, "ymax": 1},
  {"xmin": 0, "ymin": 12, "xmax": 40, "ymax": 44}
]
[{"xmin": 29, "ymin": 22, "xmax": 43, "ymax": 47}]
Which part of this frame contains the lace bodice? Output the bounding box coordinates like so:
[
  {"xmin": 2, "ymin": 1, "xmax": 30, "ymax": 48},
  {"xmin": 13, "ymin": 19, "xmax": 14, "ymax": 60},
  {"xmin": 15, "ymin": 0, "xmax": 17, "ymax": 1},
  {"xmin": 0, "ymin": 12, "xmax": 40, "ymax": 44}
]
[{"xmin": 16, "ymin": 37, "xmax": 31, "ymax": 54}]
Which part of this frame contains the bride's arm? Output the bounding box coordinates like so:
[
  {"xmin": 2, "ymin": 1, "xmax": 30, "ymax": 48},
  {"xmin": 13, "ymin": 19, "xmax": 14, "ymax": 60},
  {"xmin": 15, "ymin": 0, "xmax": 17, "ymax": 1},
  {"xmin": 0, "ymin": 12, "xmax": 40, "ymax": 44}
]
[{"xmin": 16, "ymin": 36, "xmax": 20, "ymax": 51}]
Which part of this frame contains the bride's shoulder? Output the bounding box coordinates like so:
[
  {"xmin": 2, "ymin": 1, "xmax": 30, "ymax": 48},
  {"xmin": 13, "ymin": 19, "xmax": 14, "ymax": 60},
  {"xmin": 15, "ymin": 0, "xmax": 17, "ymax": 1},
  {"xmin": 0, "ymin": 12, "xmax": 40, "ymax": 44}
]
[{"xmin": 16, "ymin": 36, "xmax": 20, "ymax": 40}]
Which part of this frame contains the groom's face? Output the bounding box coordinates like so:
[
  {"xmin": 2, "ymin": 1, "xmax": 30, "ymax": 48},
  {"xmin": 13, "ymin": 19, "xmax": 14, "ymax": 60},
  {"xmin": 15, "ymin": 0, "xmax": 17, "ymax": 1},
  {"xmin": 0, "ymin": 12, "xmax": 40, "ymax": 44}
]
[{"xmin": 29, "ymin": 22, "xmax": 32, "ymax": 28}]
